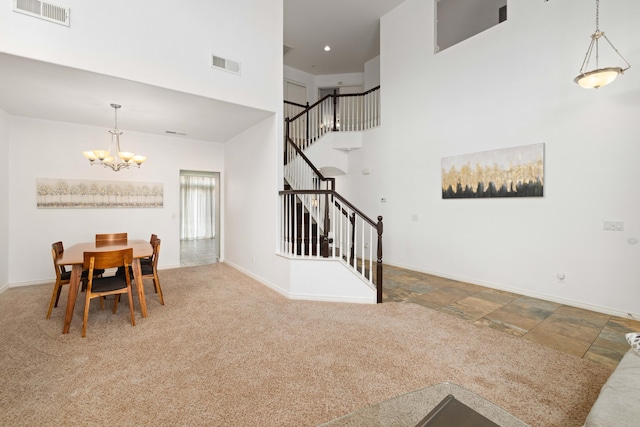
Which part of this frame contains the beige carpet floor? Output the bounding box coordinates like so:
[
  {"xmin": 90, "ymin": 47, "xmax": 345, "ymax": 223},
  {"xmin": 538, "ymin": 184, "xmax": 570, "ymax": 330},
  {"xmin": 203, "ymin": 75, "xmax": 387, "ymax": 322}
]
[{"xmin": 0, "ymin": 263, "xmax": 612, "ymax": 426}]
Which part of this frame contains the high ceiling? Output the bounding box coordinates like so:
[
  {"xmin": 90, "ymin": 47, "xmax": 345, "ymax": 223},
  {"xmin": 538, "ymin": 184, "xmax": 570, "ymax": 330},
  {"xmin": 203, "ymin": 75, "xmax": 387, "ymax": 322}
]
[
  {"xmin": 0, "ymin": 53, "xmax": 273, "ymax": 143},
  {"xmin": 0, "ymin": 0, "xmax": 406, "ymax": 142},
  {"xmin": 284, "ymin": 0, "xmax": 407, "ymax": 75}
]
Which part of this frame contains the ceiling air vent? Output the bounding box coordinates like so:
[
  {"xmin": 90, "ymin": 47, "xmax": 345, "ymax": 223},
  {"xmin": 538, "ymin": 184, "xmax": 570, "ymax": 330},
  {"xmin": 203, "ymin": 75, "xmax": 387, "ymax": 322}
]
[
  {"xmin": 13, "ymin": 0, "xmax": 70, "ymax": 26},
  {"xmin": 211, "ymin": 54, "xmax": 241, "ymax": 75}
]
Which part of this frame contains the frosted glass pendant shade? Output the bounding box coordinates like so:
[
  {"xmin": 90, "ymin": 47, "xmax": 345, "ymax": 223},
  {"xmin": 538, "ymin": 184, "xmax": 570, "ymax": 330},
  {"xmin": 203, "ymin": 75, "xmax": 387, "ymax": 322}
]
[{"xmin": 574, "ymin": 67, "xmax": 623, "ymax": 89}]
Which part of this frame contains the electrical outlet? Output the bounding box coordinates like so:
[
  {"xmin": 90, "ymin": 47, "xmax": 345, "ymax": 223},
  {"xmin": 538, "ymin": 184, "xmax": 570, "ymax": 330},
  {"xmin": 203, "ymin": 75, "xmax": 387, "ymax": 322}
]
[{"xmin": 603, "ymin": 221, "xmax": 624, "ymax": 231}]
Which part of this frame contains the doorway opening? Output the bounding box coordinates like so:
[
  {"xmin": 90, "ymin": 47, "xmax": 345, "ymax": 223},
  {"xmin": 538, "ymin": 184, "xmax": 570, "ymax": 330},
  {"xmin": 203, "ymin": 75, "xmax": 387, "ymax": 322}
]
[{"xmin": 180, "ymin": 170, "xmax": 220, "ymax": 266}]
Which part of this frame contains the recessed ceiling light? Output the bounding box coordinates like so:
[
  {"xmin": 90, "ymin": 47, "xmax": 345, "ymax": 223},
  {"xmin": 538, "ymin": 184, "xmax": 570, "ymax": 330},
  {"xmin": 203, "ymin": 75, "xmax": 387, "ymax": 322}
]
[{"xmin": 324, "ymin": 45, "xmax": 331, "ymax": 52}]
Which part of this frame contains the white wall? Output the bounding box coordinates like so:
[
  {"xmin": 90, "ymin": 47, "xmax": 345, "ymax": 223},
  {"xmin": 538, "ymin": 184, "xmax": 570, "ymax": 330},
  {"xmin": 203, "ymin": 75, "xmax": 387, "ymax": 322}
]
[
  {"xmin": 8, "ymin": 115, "xmax": 224, "ymax": 285},
  {"xmin": 283, "ymin": 68, "xmax": 370, "ymax": 104},
  {"xmin": 0, "ymin": 0, "xmax": 281, "ymax": 112},
  {"xmin": 339, "ymin": 0, "xmax": 640, "ymax": 316},
  {"xmin": 364, "ymin": 56, "xmax": 381, "ymax": 90},
  {"xmin": 289, "ymin": 259, "xmax": 376, "ymax": 303},
  {"xmin": 224, "ymin": 116, "xmax": 291, "ymax": 294},
  {"xmin": 284, "ymin": 65, "xmax": 317, "ymax": 104},
  {"xmin": 0, "ymin": 109, "xmax": 9, "ymax": 292}
]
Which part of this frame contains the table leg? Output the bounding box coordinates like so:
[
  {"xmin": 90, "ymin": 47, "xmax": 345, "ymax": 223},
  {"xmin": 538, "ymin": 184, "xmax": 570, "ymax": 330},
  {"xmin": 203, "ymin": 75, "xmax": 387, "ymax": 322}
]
[
  {"xmin": 132, "ymin": 259, "xmax": 148, "ymax": 317},
  {"xmin": 62, "ymin": 265, "xmax": 82, "ymax": 334}
]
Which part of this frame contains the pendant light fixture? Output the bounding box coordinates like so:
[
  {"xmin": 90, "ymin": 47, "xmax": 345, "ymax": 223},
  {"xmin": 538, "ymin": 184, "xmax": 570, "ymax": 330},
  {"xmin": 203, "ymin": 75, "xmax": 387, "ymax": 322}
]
[
  {"xmin": 83, "ymin": 104, "xmax": 146, "ymax": 171},
  {"xmin": 574, "ymin": 0, "xmax": 630, "ymax": 89}
]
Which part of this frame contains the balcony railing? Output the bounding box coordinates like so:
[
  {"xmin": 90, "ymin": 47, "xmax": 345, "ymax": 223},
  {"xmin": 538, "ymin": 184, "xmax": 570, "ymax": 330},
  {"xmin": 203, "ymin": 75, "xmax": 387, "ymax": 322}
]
[{"xmin": 285, "ymin": 86, "xmax": 380, "ymax": 152}]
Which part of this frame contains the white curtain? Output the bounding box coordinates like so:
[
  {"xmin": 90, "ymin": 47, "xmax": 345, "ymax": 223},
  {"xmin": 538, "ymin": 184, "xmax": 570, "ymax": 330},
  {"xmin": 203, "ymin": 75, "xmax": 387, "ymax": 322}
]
[{"xmin": 180, "ymin": 175, "xmax": 215, "ymax": 240}]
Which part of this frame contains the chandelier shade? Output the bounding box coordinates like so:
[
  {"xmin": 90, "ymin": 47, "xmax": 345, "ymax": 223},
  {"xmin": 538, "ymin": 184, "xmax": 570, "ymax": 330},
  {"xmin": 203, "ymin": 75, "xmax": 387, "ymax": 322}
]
[
  {"xmin": 574, "ymin": 66, "xmax": 623, "ymax": 89},
  {"xmin": 83, "ymin": 104, "xmax": 146, "ymax": 171},
  {"xmin": 574, "ymin": 0, "xmax": 630, "ymax": 89}
]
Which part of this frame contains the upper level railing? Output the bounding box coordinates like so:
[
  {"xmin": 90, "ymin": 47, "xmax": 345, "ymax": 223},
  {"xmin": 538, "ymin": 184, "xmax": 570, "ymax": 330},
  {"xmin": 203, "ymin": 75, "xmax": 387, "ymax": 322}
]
[{"xmin": 285, "ymin": 86, "xmax": 380, "ymax": 152}]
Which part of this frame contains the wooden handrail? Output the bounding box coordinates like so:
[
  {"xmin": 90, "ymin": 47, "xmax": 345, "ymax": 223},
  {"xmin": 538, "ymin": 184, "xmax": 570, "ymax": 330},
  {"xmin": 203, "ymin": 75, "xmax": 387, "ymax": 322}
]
[
  {"xmin": 284, "ymin": 100, "xmax": 307, "ymax": 109},
  {"xmin": 285, "ymin": 137, "xmax": 335, "ymax": 191},
  {"xmin": 279, "ymin": 189, "xmax": 377, "ymax": 228},
  {"xmin": 287, "ymin": 86, "xmax": 380, "ymax": 123}
]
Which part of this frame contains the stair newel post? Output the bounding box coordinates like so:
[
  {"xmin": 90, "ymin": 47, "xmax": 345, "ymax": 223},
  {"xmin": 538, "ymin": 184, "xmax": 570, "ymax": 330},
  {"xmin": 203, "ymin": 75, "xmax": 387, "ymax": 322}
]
[
  {"xmin": 332, "ymin": 90, "xmax": 338, "ymax": 132},
  {"xmin": 284, "ymin": 118, "xmax": 290, "ymax": 165},
  {"xmin": 304, "ymin": 102, "xmax": 310, "ymax": 149},
  {"xmin": 321, "ymin": 192, "xmax": 330, "ymax": 257},
  {"xmin": 376, "ymin": 215, "xmax": 383, "ymax": 304},
  {"xmin": 349, "ymin": 212, "xmax": 356, "ymax": 266}
]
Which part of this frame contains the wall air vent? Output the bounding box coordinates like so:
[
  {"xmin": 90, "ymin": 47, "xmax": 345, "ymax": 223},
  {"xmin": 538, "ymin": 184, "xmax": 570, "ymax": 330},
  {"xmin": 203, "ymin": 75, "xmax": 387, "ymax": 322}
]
[
  {"xmin": 13, "ymin": 0, "xmax": 70, "ymax": 26},
  {"xmin": 211, "ymin": 54, "xmax": 241, "ymax": 75}
]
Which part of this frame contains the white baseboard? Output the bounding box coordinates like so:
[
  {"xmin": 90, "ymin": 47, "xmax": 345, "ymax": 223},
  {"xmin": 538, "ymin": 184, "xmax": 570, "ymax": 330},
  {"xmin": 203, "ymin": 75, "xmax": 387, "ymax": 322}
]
[
  {"xmin": 157, "ymin": 264, "xmax": 182, "ymax": 271},
  {"xmin": 9, "ymin": 278, "xmax": 52, "ymax": 288},
  {"xmin": 223, "ymin": 260, "xmax": 289, "ymax": 299},
  {"xmin": 288, "ymin": 293, "xmax": 374, "ymax": 304}
]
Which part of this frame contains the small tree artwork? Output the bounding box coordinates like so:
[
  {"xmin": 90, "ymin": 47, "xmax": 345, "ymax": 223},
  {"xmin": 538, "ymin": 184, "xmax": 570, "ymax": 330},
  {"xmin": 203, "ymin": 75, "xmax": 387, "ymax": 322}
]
[
  {"xmin": 36, "ymin": 178, "xmax": 163, "ymax": 208},
  {"xmin": 441, "ymin": 143, "xmax": 544, "ymax": 199}
]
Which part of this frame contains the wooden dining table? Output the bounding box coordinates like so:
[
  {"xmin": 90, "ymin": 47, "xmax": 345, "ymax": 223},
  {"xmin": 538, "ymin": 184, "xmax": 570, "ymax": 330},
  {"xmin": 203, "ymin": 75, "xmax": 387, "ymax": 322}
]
[{"xmin": 57, "ymin": 239, "xmax": 153, "ymax": 334}]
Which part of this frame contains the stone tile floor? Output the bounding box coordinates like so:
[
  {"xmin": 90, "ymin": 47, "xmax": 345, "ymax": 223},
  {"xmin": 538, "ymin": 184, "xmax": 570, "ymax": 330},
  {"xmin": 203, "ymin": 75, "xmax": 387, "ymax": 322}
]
[
  {"xmin": 180, "ymin": 238, "xmax": 218, "ymax": 266},
  {"xmin": 382, "ymin": 265, "xmax": 640, "ymax": 369}
]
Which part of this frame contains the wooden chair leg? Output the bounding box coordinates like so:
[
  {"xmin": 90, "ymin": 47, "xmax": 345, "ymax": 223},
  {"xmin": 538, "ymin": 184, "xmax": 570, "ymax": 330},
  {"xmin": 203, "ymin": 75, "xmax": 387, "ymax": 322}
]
[
  {"xmin": 55, "ymin": 285, "xmax": 63, "ymax": 307},
  {"xmin": 113, "ymin": 295, "xmax": 120, "ymax": 314},
  {"xmin": 46, "ymin": 281, "xmax": 61, "ymax": 320},
  {"xmin": 153, "ymin": 273, "xmax": 165, "ymax": 305},
  {"xmin": 126, "ymin": 290, "xmax": 136, "ymax": 327},
  {"xmin": 82, "ymin": 294, "xmax": 91, "ymax": 338}
]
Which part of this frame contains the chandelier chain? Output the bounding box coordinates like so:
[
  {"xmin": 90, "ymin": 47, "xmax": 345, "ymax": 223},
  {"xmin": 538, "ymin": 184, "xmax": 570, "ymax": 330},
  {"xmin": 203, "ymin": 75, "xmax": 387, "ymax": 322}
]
[
  {"xmin": 110, "ymin": 103, "xmax": 120, "ymax": 130},
  {"xmin": 595, "ymin": 0, "xmax": 599, "ymax": 31}
]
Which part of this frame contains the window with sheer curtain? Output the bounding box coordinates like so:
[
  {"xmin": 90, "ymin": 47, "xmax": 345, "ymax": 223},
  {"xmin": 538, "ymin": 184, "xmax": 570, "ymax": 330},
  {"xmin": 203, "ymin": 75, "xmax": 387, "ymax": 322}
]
[{"xmin": 180, "ymin": 175, "xmax": 215, "ymax": 240}]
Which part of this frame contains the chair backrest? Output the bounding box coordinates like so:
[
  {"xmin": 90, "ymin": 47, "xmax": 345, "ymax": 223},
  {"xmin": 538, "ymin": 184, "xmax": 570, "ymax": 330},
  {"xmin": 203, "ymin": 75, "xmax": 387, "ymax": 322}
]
[
  {"xmin": 150, "ymin": 234, "xmax": 158, "ymax": 244},
  {"xmin": 151, "ymin": 239, "xmax": 161, "ymax": 269},
  {"xmin": 51, "ymin": 241, "xmax": 66, "ymax": 275},
  {"xmin": 83, "ymin": 248, "xmax": 133, "ymax": 272},
  {"xmin": 95, "ymin": 233, "xmax": 128, "ymax": 246}
]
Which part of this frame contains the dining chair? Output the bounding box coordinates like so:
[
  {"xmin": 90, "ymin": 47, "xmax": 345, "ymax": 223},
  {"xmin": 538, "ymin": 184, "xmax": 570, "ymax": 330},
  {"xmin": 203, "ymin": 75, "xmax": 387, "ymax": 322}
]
[
  {"xmin": 95, "ymin": 232, "xmax": 128, "ymax": 246},
  {"xmin": 46, "ymin": 241, "xmax": 105, "ymax": 320},
  {"xmin": 141, "ymin": 234, "xmax": 158, "ymax": 266},
  {"xmin": 141, "ymin": 238, "xmax": 164, "ymax": 305},
  {"xmin": 82, "ymin": 248, "xmax": 136, "ymax": 337}
]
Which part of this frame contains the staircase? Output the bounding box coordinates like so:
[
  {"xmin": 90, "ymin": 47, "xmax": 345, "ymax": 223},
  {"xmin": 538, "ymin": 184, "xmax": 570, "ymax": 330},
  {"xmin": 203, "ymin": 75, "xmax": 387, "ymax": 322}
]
[{"xmin": 280, "ymin": 87, "xmax": 384, "ymax": 302}]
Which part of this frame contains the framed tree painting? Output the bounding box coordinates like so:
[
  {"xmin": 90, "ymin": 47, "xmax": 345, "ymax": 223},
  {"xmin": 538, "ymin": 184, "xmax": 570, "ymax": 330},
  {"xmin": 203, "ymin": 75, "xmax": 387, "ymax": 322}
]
[{"xmin": 442, "ymin": 143, "xmax": 544, "ymax": 199}]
